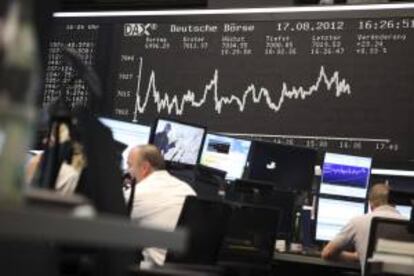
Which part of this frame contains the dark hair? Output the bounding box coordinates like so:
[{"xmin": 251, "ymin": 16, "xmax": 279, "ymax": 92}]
[{"xmin": 138, "ymin": 144, "xmax": 166, "ymax": 170}]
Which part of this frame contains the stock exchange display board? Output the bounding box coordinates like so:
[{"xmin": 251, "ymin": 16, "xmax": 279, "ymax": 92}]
[{"xmin": 44, "ymin": 4, "xmax": 414, "ymax": 164}]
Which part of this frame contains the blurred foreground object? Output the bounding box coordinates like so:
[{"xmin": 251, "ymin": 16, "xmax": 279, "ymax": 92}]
[{"xmin": 0, "ymin": 0, "xmax": 40, "ymax": 206}]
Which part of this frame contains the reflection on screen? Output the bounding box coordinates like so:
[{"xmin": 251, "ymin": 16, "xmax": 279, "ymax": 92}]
[
  {"xmin": 200, "ymin": 133, "xmax": 251, "ymax": 180},
  {"xmin": 247, "ymin": 141, "xmax": 317, "ymax": 191},
  {"xmin": 153, "ymin": 119, "xmax": 205, "ymax": 165},
  {"xmin": 99, "ymin": 117, "xmax": 151, "ymax": 169},
  {"xmin": 395, "ymin": 205, "xmax": 412, "ymax": 219},
  {"xmin": 320, "ymin": 153, "xmax": 372, "ymax": 198},
  {"xmin": 316, "ymin": 197, "xmax": 365, "ymax": 241}
]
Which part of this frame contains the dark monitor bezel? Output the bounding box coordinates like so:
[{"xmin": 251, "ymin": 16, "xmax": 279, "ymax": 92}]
[
  {"xmin": 218, "ymin": 200, "xmax": 281, "ymax": 265},
  {"xmin": 227, "ymin": 178, "xmax": 296, "ymax": 240}
]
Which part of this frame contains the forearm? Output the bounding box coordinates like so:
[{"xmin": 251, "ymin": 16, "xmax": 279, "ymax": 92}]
[
  {"xmin": 339, "ymin": 251, "xmax": 359, "ymax": 262},
  {"xmin": 322, "ymin": 247, "xmax": 358, "ymax": 262},
  {"xmin": 322, "ymin": 241, "xmax": 358, "ymax": 263}
]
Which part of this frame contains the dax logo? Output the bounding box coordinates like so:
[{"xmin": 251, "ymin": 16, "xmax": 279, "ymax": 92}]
[{"xmin": 124, "ymin": 23, "xmax": 156, "ymax": 37}]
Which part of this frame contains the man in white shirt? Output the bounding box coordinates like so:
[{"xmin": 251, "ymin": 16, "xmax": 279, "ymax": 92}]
[
  {"xmin": 321, "ymin": 183, "xmax": 404, "ymax": 273},
  {"xmin": 127, "ymin": 144, "xmax": 196, "ymax": 267}
]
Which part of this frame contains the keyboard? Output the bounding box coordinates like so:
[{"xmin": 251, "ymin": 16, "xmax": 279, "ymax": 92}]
[{"xmin": 302, "ymin": 250, "xmax": 322, "ymax": 257}]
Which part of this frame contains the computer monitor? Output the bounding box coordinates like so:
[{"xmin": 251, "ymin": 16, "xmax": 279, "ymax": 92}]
[
  {"xmin": 200, "ymin": 133, "xmax": 251, "ymax": 180},
  {"xmin": 150, "ymin": 118, "xmax": 206, "ymax": 166},
  {"xmin": 389, "ymin": 188, "xmax": 414, "ymax": 207},
  {"xmin": 99, "ymin": 117, "xmax": 151, "ymax": 169},
  {"xmin": 219, "ymin": 202, "xmax": 280, "ymax": 265},
  {"xmin": 320, "ymin": 153, "xmax": 372, "ymax": 199},
  {"xmin": 315, "ymin": 197, "xmax": 365, "ymax": 242},
  {"xmin": 395, "ymin": 205, "xmax": 412, "ymax": 220},
  {"xmin": 99, "ymin": 117, "xmax": 151, "ymax": 146},
  {"xmin": 246, "ymin": 141, "xmax": 317, "ymax": 191},
  {"xmin": 227, "ymin": 179, "xmax": 295, "ymax": 239}
]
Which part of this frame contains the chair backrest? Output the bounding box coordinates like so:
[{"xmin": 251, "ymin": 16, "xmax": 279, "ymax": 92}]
[
  {"xmin": 365, "ymin": 217, "xmax": 414, "ymax": 275},
  {"xmin": 166, "ymin": 196, "xmax": 231, "ymax": 265},
  {"xmin": 218, "ymin": 202, "xmax": 280, "ymax": 266}
]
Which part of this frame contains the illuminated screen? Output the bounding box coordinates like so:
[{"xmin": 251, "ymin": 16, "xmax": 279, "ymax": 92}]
[
  {"xmin": 99, "ymin": 117, "xmax": 151, "ymax": 169},
  {"xmin": 320, "ymin": 153, "xmax": 372, "ymax": 199},
  {"xmin": 200, "ymin": 133, "xmax": 251, "ymax": 180},
  {"xmin": 395, "ymin": 205, "xmax": 412, "ymax": 220},
  {"xmin": 152, "ymin": 119, "xmax": 205, "ymax": 165},
  {"xmin": 316, "ymin": 197, "xmax": 365, "ymax": 241}
]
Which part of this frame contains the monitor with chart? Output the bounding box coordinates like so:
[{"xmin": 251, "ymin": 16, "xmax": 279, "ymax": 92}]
[
  {"xmin": 43, "ymin": 4, "xmax": 414, "ymax": 165},
  {"xmin": 315, "ymin": 197, "xmax": 366, "ymax": 241},
  {"xmin": 320, "ymin": 153, "xmax": 372, "ymax": 199}
]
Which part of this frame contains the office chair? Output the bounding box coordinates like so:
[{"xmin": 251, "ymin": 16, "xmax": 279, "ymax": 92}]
[
  {"xmin": 365, "ymin": 217, "xmax": 414, "ymax": 275},
  {"xmin": 166, "ymin": 196, "xmax": 231, "ymax": 265}
]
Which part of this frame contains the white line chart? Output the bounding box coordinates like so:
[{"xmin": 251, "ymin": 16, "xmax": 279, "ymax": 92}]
[{"xmin": 132, "ymin": 57, "xmax": 352, "ymax": 121}]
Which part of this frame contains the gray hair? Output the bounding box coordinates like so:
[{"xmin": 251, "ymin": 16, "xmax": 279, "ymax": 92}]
[{"xmin": 136, "ymin": 144, "xmax": 165, "ymax": 170}]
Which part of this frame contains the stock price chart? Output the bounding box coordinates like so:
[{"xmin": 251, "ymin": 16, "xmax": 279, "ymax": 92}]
[{"xmin": 44, "ymin": 5, "xmax": 414, "ymax": 163}]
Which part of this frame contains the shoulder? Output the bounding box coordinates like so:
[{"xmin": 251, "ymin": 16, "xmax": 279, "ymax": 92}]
[
  {"xmin": 164, "ymin": 172, "xmax": 196, "ymax": 195},
  {"xmin": 345, "ymin": 213, "xmax": 370, "ymax": 229},
  {"xmin": 354, "ymin": 213, "xmax": 371, "ymax": 221},
  {"xmin": 141, "ymin": 171, "xmax": 187, "ymax": 187}
]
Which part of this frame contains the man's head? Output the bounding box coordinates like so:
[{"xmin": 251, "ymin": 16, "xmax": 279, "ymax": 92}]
[
  {"xmin": 127, "ymin": 144, "xmax": 165, "ymax": 182},
  {"xmin": 368, "ymin": 183, "xmax": 390, "ymax": 211}
]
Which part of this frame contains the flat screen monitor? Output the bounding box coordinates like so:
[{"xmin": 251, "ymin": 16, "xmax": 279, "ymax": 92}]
[
  {"xmin": 151, "ymin": 118, "xmax": 206, "ymax": 166},
  {"xmin": 320, "ymin": 153, "xmax": 372, "ymax": 199},
  {"xmin": 246, "ymin": 141, "xmax": 317, "ymax": 191},
  {"xmin": 315, "ymin": 197, "xmax": 365, "ymax": 242},
  {"xmin": 230, "ymin": 179, "xmax": 295, "ymax": 239},
  {"xmin": 200, "ymin": 133, "xmax": 251, "ymax": 180},
  {"xmin": 219, "ymin": 203, "xmax": 280, "ymax": 264},
  {"xmin": 98, "ymin": 117, "xmax": 151, "ymax": 169},
  {"xmin": 395, "ymin": 205, "xmax": 412, "ymax": 220}
]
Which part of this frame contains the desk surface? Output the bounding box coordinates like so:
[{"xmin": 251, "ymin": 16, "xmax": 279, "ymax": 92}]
[{"xmin": 273, "ymin": 251, "xmax": 360, "ymax": 271}]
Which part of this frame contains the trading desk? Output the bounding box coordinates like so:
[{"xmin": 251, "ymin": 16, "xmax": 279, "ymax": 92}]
[{"xmin": 273, "ymin": 251, "xmax": 360, "ymax": 276}]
